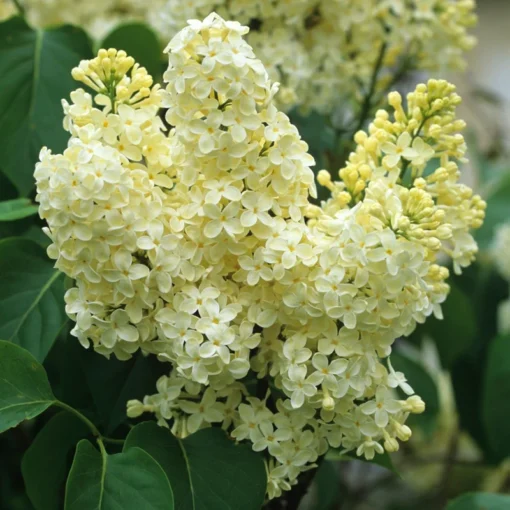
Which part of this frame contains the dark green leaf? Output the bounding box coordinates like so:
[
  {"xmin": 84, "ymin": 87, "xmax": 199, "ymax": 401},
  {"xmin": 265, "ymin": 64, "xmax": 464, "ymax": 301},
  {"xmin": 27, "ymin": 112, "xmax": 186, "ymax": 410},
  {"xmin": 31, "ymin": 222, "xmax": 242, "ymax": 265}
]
[
  {"xmin": 22, "ymin": 412, "xmax": 90, "ymax": 510},
  {"xmin": 417, "ymin": 282, "xmax": 477, "ymax": 368},
  {"xmin": 125, "ymin": 422, "xmax": 267, "ymax": 510},
  {"xmin": 0, "ymin": 171, "xmax": 18, "ymax": 201},
  {"xmin": 79, "ymin": 350, "xmax": 167, "ymax": 434},
  {"xmin": 476, "ymin": 173, "xmax": 510, "ymax": 250},
  {"xmin": 65, "ymin": 440, "xmax": 174, "ymax": 510},
  {"xmin": 391, "ymin": 351, "xmax": 439, "ymax": 436},
  {"xmin": 0, "ymin": 238, "xmax": 66, "ymax": 362},
  {"xmin": 0, "ymin": 173, "xmax": 46, "ymax": 242},
  {"xmin": 326, "ymin": 449, "xmax": 399, "ymax": 476},
  {"xmin": 0, "ymin": 340, "xmax": 55, "ymax": 433},
  {"xmin": 449, "ymin": 265, "xmax": 508, "ymax": 456},
  {"xmin": 0, "ymin": 17, "xmax": 92, "ymax": 195},
  {"xmin": 22, "ymin": 224, "xmax": 52, "ymax": 248},
  {"xmin": 312, "ymin": 461, "xmax": 343, "ymax": 510},
  {"xmin": 44, "ymin": 331, "xmax": 95, "ymax": 413},
  {"xmin": 0, "ymin": 199, "xmax": 38, "ymax": 221},
  {"xmin": 446, "ymin": 492, "xmax": 510, "ymax": 510},
  {"xmin": 101, "ymin": 23, "xmax": 162, "ymax": 81},
  {"xmin": 482, "ymin": 334, "xmax": 510, "ymax": 461},
  {"xmin": 289, "ymin": 110, "xmax": 335, "ymax": 201}
]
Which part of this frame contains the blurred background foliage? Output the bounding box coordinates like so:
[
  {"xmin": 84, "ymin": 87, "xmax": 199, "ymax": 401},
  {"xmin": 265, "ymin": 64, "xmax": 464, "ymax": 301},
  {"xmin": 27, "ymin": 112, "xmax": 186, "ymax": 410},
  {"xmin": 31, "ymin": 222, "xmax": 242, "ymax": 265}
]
[{"xmin": 1, "ymin": 0, "xmax": 510, "ymax": 508}]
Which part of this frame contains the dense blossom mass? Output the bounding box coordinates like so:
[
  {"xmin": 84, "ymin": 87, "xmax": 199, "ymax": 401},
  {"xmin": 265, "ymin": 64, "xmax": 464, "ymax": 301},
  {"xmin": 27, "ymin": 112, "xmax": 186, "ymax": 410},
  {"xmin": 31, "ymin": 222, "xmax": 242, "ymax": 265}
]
[
  {"xmin": 35, "ymin": 13, "xmax": 485, "ymax": 499},
  {"xmin": 3, "ymin": 0, "xmax": 477, "ymax": 114}
]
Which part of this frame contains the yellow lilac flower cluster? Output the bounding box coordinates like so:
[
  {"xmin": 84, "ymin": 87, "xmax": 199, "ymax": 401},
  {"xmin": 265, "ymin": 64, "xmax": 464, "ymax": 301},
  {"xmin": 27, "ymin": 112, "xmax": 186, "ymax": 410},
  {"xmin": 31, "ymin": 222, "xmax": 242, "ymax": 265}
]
[
  {"xmin": 318, "ymin": 79, "xmax": 486, "ymax": 275},
  {"xmin": 4, "ymin": 0, "xmax": 476, "ymax": 114},
  {"xmin": 35, "ymin": 14, "xmax": 484, "ymax": 500},
  {"xmin": 2, "ymin": 0, "xmax": 158, "ymax": 39},
  {"xmin": 147, "ymin": 0, "xmax": 478, "ymax": 113},
  {"xmin": 0, "ymin": 0, "xmax": 15, "ymax": 20}
]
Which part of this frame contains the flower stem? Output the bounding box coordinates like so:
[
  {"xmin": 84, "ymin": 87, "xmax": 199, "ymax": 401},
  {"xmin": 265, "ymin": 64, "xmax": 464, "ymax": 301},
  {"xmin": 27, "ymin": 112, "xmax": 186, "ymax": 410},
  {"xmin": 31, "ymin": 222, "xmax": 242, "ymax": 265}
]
[
  {"xmin": 353, "ymin": 41, "xmax": 388, "ymax": 135},
  {"xmin": 54, "ymin": 400, "xmax": 101, "ymax": 437},
  {"xmin": 12, "ymin": 0, "xmax": 25, "ymax": 15},
  {"xmin": 53, "ymin": 400, "xmax": 121, "ymax": 457}
]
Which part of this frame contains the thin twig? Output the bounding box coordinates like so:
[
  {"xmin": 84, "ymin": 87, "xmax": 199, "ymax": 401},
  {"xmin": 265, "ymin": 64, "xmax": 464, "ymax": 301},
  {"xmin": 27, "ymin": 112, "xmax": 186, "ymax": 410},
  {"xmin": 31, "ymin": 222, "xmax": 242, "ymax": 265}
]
[
  {"xmin": 399, "ymin": 114, "xmax": 430, "ymax": 181},
  {"xmin": 329, "ymin": 41, "xmax": 388, "ymax": 171},
  {"xmin": 12, "ymin": 0, "xmax": 24, "ymax": 15},
  {"xmin": 353, "ymin": 41, "xmax": 388, "ymax": 135}
]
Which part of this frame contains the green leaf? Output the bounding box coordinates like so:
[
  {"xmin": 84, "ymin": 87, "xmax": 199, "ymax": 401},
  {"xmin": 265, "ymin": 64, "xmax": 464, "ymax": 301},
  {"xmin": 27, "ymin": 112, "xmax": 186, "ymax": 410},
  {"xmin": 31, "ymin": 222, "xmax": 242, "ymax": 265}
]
[
  {"xmin": 417, "ymin": 281, "xmax": 477, "ymax": 368},
  {"xmin": 391, "ymin": 351, "xmax": 440, "ymax": 436},
  {"xmin": 0, "ymin": 238, "xmax": 66, "ymax": 362},
  {"xmin": 476, "ymin": 172, "xmax": 510, "ymax": 250},
  {"xmin": 65, "ymin": 440, "xmax": 174, "ymax": 510},
  {"xmin": 0, "ymin": 174, "xmax": 47, "ymax": 243},
  {"xmin": 289, "ymin": 110, "xmax": 335, "ymax": 201},
  {"xmin": 311, "ymin": 461, "xmax": 343, "ymax": 510},
  {"xmin": 326, "ymin": 449, "xmax": 399, "ymax": 476},
  {"xmin": 44, "ymin": 331, "xmax": 95, "ymax": 412},
  {"xmin": 0, "ymin": 199, "xmax": 38, "ymax": 221},
  {"xmin": 101, "ymin": 23, "xmax": 162, "ymax": 81},
  {"xmin": 125, "ymin": 422, "xmax": 267, "ymax": 510},
  {"xmin": 0, "ymin": 340, "xmax": 55, "ymax": 433},
  {"xmin": 79, "ymin": 350, "xmax": 168, "ymax": 434},
  {"xmin": 446, "ymin": 492, "xmax": 510, "ymax": 510},
  {"xmin": 22, "ymin": 412, "xmax": 90, "ymax": 510},
  {"xmin": 482, "ymin": 334, "xmax": 510, "ymax": 461},
  {"xmin": 0, "ymin": 17, "xmax": 92, "ymax": 196},
  {"xmin": 448, "ymin": 265, "xmax": 508, "ymax": 456}
]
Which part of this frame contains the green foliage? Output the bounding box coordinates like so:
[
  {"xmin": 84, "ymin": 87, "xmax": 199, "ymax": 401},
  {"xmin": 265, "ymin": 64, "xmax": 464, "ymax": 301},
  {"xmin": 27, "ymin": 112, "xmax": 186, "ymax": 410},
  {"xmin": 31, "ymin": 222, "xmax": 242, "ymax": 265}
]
[
  {"xmin": 22, "ymin": 412, "xmax": 90, "ymax": 510},
  {"xmin": 414, "ymin": 281, "xmax": 477, "ymax": 368},
  {"xmin": 0, "ymin": 238, "xmax": 66, "ymax": 362},
  {"xmin": 476, "ymin": 173, "xmax": 510, "ymax": 250},
  {"xmin": 482, "ymin": 334, "xmax": 510, "ymax": 461},
  {"xmin": 125, "ymin": 421, "xmax": 267, "ymax": 510},
  {"xmin": 0, "ymin": 340, "xmax": 55, "ymax": 433},
  {"xmin": 391, "ymin": 351, "xmax": 440, "ymax": 436},
  {"xmin": 289, "ymin": 110, "xmax": 336, "ymax": 200},
  {"xmin": 0, "ymin": 338, "xmax": 266, "ymax": 509},
  {"xmin": 446, "ymin": 492, "xmax": 510, "ymax": 509},
  {"xmin": 101, "ymin": 23, "xmax": 163, "ymax": 81},
  {"xmin": 326, "ymin": 449, "xmax": 399, "ymax": 476},
  {"xmin": 312, "ymin": 461, "xmax": 343, "ymax": 510},
  {"xmin": 79, "ymin": 349, "xmax": 168, "ymax": 434},
  {"xmin": 65, "ymin": 440, "xmax": 174, "ymax": 510},
  {"xmin": 446, "ymin": 264, "xmax": 508, "ymax": 455},
  {"xmin": 0, "ymin": 17, "xmax": 92, "ymax": 195},
  {"xmin": 0, "ymin": 199, "xmax": 38, "ymax": 221}
]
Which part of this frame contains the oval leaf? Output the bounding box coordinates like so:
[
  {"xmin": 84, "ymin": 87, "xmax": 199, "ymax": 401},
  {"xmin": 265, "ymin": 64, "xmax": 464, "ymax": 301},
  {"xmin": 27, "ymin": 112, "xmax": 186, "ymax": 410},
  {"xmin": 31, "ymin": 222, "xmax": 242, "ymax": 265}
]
[
  {"xmin": 447, "ymin": 492, "xmax": 510, "ymax": 509},
  {"xmin": 22, "ymin": 412, "xmax": 90, "ymax": 510},
  {"xmin": 0, "ymin": 198, "xmax": 38, "ymax": 221},
  {"xmin": 418, "ymin": 282, "xmax": 477, "ymax": 368},
  {"xmin": 326, "ymin": 449, "xmax": 399, "ymax": 476},
  {"xmin": 391, "ymin": 351, "xmax": 440, "ymax": 437},
  {"xmin": 482, "ymin": 334, "xmax": 510, "ymax": 461},
  {"xmin": 476, "ymin": 173, "xmax": 510, "ymax": 250},
  {"xmin": 101, "ymin": 23, "xmax": 162, "ymax": 81},
  {"xmin": 0, "ymin": 17, "xmax": 92, "ymax": 195},
  {"xmin": 65, "ymin": 440, "xmax": 174, "ymax": 510},
  {"xmin": 0, "ymin": 237, "xmax": 66, "ymax": 361},
  {"xmin": 0, "ymin": 340, "xmax": 55, "ymax": 433},
  {"xmin": 79, "ymin": 349, "xmax": 168, "ymax": 434},
  {"xmin": 125, "ymin": 422, "xmax": 267, "ymax": 510},
  {"xmin": 313, "ymin": 461, "xmax": 343, "ymax": 510}
]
